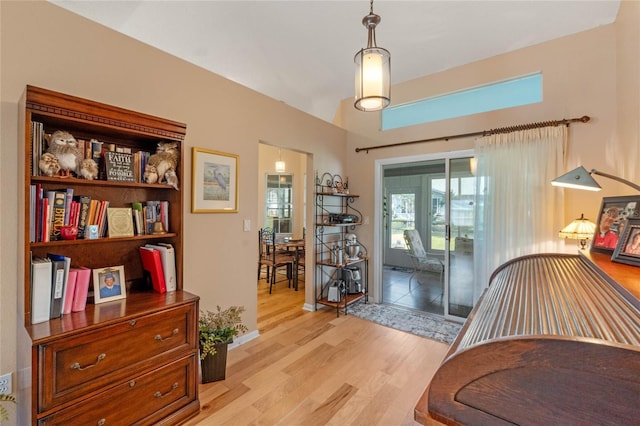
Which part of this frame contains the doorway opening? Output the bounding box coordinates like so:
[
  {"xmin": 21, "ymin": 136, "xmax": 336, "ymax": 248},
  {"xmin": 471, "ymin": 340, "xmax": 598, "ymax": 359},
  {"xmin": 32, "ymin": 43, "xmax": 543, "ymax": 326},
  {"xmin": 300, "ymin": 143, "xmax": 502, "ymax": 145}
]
[
  {"xmin": 257, "ymin": 142, "xmax": 313, "ymax": 320},
  {"xmin": 379, "ymin": 153, "xmax": 476, "ymax": 320}
]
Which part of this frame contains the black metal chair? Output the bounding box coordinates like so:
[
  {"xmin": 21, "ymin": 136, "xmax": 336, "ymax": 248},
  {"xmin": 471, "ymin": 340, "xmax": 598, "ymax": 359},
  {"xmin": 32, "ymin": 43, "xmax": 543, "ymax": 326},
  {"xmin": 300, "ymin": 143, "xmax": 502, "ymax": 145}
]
[{"xmin": 257, "ymin": 228, "xmax": 294, "ymax": 293}]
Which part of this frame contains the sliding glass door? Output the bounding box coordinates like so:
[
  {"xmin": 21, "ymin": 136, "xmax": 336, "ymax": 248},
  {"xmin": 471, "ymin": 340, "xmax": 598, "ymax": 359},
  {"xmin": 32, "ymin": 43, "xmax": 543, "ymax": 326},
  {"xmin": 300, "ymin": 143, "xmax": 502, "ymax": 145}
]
[{"xmin": 381, "ymin": 156, "xmax": 476, "ymax": 319}]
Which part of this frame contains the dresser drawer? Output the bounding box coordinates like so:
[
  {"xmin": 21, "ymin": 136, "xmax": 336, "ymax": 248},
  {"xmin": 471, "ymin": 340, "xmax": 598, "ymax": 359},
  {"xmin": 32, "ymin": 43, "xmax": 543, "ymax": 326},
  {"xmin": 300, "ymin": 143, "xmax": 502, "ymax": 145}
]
[
  {"xmin": 38, "ymin": 303, "xmax": 196, "ymax": 412},
  {"xmin": 38, "ymin": 353, "xmax": 198, "ymax": 426}
]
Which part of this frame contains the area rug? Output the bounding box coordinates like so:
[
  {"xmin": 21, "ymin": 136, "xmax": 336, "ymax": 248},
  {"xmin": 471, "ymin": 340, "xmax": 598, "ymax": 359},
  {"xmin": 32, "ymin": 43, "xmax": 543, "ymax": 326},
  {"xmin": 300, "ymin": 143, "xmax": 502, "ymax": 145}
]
[{"xmin": 345, "ymin": 301, "xmax": 463, "ymax": 345}]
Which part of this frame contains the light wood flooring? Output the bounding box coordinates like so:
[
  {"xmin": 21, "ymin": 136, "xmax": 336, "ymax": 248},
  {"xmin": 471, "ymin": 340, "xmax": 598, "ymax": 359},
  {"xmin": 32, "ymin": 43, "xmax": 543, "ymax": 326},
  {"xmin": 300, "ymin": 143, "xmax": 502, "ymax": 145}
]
[{"xmin": 184, "ymin": 276, "xmax": 450, "ymax": 425}]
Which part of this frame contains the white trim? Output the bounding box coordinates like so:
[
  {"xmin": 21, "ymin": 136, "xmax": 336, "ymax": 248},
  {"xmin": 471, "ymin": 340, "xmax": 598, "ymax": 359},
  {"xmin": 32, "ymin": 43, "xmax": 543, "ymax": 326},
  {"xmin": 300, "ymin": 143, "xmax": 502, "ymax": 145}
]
[
  {"xmin": 373, "ymin": 149, "xmax": 475, "ymax": 314},
  {"xmin": 302, "ymin": 302, "xmax": 316, "ymax": 312},
  {"xmin": 228, "ymin": 330, "xmax": 260, "ymax": 350}
]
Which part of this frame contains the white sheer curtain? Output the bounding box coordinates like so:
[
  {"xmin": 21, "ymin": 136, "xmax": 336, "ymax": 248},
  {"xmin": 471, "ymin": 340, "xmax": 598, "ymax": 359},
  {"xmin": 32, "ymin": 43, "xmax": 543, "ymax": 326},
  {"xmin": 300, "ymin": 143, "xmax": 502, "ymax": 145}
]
[{"xmin": 472, "ymin": 126, "xmax": 567, "ymax": 303}]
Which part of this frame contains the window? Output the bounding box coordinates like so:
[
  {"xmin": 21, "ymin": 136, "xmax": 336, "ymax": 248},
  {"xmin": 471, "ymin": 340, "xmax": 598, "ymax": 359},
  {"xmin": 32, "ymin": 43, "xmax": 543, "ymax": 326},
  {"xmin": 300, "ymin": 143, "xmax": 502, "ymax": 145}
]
[
  {"xmin": 265, "ymin": 174, "xmax": 293, "ymax": 233},
  {"xmin": 382, "ymin": 73, "xmax": 542, "ymax": 130}
]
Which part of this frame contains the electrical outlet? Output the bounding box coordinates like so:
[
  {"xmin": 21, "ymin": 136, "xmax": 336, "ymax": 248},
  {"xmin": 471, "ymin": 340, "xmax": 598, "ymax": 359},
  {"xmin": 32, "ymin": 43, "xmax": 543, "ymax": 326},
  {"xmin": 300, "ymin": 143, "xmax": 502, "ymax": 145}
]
[{"xmin": 0, "ymin": 372, "xmax": 11, "ymax": 394}]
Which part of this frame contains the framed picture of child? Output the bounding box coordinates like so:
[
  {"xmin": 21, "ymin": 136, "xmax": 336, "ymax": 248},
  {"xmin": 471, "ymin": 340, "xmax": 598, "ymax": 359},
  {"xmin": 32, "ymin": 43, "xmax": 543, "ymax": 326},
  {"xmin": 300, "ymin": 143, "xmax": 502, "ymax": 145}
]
[
  {"xmin": 92, "ymin": 265, "xmax": 126, "ymax": 304},
  {"xmin": 591, "ymin": 196, "xmax": 640, "ymax": 254},
  {"xmin": 612, "ymin": 218, "xmax": 640, "ymax": 267}
]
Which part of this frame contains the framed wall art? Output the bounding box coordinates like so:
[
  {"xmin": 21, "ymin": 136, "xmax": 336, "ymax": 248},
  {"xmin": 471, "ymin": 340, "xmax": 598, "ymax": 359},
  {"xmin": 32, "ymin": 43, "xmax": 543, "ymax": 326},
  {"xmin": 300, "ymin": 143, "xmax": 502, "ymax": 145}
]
[
  {"xmin": 612, "ymin": 218, "xmax": 640, "ymax": 266},
  {"xmin": 590, "ymin": 195, "xmax": 640, "ymax": 254},
  {"xmin": 192, "ymin": 148, "xmax": 239, "ymax": 213},
  {"xmin": 92, "ymin": 265, "xmax": 126, "ymax": 304}
]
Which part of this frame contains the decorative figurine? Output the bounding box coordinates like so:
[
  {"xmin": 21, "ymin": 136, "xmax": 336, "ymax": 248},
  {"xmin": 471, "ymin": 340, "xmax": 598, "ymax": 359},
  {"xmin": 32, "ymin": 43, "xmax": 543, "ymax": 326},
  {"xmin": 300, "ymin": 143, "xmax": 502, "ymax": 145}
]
[{"xmin": 144, "ymin": 141, "xmax": 180, "ymax": 189}]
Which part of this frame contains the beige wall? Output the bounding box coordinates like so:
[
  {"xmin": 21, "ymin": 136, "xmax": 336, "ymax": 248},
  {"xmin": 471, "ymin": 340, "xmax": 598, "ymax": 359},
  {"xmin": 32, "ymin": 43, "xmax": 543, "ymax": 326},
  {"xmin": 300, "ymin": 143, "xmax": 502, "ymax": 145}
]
[{"xmin": 0, "ymin": 2, "xmax": 345, "ymax": 420}]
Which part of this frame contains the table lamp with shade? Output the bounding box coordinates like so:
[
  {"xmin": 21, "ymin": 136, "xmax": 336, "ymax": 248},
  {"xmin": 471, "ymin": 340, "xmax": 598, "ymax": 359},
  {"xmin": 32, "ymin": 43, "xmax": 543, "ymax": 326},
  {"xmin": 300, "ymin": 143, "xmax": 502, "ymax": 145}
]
[{"xmin": 559, "ymin": 213, "xmax": 596, "ymax": 250}]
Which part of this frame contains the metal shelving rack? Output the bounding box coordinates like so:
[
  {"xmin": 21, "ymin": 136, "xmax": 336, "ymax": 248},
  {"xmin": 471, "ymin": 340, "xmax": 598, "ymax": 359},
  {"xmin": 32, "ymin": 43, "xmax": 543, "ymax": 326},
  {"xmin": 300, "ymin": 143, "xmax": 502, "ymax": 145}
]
[{"xmin": 314, "ymin": 172, "xmax": 368, "ymax": 317}]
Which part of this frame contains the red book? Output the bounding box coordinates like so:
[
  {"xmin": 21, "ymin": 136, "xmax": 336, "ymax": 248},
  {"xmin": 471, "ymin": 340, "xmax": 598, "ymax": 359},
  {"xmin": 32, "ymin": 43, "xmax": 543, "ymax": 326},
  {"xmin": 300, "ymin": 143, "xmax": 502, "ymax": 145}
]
[
  {"xmin": 138, "ymin": 247, "xmax": 166, "ymax": 293},
  {"xmin": 71, "ymin": 267, "xmax": 91, "ymax": 312}
]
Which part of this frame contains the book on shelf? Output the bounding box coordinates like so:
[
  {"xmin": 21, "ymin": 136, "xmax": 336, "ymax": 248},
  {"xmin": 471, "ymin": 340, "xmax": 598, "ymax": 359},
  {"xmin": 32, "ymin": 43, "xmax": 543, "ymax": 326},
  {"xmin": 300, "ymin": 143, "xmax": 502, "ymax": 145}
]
[
  {"xmin": 31, "ymin": 121, "xmax": 44, "ymax": 176},
  {"xmin": 30, "ymin": 185, "xmax": 36, "ymax": 243},
  {"xmin": 71, "ymin": 267, "xmax": 91, "ymax": 312},
  {"xmin": 61, "ymin": 269, "xmax": 78, "ymax": 315},
  {"xmin": 31, "ymin": 256, "xmax": 52, "ymax": 324},
  {"xmin": 62, "ymin": 188, "xmax": 74, "ymax": 226},
  {"xmin": 131, "ymin": 202, "xmax": 144, "ymax": 235},
  {"xmin": 50, "ymin": 190, "xmax": 66, "ymax": 241},
  {"xmin": 107, "ymin": 207, "xmax": 134, "ymax": 238},
  {"xmin": 104, "ymin": 151, "xmax": 135, "ymax": 182},
  {"xmin": 41, "ymin": 195, "xmax": 50, "ymax": 243},
  {"xmin": 96, "ymin": 200, "xmax": 110, "ymax": 237},
  {"xmin": 138, "ymin": 246, "xmax": 167, "ymax": 294},
  {"xmin": 87, "ymin": 199, "xmax": 99, "ymax": 227},
  {"xmin": 145, "ymin": 243, "xmax": 176, "ymax": 292},
  {"xmin": 73, "ymin": 195, "xmax": 92, "ymax": 239}
]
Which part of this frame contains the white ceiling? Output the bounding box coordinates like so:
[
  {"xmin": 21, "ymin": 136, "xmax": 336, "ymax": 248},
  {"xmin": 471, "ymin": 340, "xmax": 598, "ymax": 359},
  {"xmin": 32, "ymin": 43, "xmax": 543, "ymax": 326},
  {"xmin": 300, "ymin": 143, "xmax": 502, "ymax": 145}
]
[{"xmin": 50, "ymin": 1, "xmax": 620, "ymax": 123}]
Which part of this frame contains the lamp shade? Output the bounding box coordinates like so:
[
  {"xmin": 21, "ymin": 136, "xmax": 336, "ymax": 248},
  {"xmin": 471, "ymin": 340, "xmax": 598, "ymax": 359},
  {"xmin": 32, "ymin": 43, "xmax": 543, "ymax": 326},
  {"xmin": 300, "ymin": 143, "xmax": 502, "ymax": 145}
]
[
  {"xmin": 559, "ymin": 213, "xmax": 596, "ymax": 249},
  {"xmin": 275, "ymin": 160, "xmax": 285, "ymax": 173},
  {"xmin": 355, "ymin": 46, "xmax": 390, "ymax": 111},
  {"xmin": 551, "ymin": 166, "xmax": 601, "ymax": 191}
]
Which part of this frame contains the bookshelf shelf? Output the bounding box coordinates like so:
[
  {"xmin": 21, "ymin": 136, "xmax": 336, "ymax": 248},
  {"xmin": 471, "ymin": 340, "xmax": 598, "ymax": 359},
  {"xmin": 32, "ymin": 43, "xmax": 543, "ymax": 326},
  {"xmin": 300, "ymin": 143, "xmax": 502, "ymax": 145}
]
[
  {"xmin": 31, "ymin": 175, "xmax": 176, "ymax": 189},
  {"xmin": 22, "ymin": 85, "xmax": 199, "ymax": 425},
  {"xmin": 29, "ymin": 233, "xmax": 179, "ymax": 248}
]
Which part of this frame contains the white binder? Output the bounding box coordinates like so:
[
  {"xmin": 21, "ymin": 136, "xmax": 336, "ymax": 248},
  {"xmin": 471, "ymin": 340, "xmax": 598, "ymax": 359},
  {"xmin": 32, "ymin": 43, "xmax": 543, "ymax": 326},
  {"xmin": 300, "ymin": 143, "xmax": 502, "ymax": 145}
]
[{"xmin": 31, "ymin": 257, "xmax": 52, "ymax": 324}]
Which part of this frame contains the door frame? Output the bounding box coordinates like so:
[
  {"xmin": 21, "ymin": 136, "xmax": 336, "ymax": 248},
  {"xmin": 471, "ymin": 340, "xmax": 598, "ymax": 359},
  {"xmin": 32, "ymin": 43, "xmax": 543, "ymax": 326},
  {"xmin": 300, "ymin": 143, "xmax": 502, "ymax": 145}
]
[{"xmin": 373, "ymin": 149, "xmax": 474, "ymax": 320}]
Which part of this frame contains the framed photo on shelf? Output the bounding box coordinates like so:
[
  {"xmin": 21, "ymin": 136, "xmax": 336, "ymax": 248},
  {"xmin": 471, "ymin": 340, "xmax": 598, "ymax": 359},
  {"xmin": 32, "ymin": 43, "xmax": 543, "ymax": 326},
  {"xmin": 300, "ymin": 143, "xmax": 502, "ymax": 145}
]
[
  {"xmin": 612, "ymin": 218, "xmax": 640, "ymax": 267},
  {"xmin": 192, "ymin": 148, "xmax": 238, "ymax": 213},
  {"xmin": 92, "ymin": 265, "xmax": 126, "ymax": 304},
  {"xmin": 590, "ymin": 196, "xmax": 640, "ymax": 254}
]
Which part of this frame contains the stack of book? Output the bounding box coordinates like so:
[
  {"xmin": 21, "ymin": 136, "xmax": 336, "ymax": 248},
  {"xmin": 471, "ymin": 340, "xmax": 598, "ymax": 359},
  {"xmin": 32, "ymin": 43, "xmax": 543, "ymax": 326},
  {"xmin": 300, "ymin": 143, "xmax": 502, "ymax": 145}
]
[
  {"xmin": 138, "ymin": 243, "xmax": 177, "ymax": 294},
  {"xmin": 30, "ymin": 254, "xmax": 91, "ymax": 324}
]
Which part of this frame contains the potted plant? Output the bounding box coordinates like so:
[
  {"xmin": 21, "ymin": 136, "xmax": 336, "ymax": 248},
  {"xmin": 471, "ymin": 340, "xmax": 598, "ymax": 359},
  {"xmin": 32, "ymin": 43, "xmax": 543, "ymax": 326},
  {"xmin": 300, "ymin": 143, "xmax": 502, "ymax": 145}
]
[{"xmin": 199, "ymin": 305, "xmax": 248, "ymax": 383}]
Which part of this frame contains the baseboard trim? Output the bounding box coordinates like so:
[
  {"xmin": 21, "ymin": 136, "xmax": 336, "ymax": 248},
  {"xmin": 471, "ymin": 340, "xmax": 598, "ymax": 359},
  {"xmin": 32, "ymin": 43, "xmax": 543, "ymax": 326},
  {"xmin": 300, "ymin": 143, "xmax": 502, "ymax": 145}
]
[
  {"xmin": 229, "ymin": 330, "xmax": 259, "ymax": 350},
  {"xmin": 302, "ymin": 303, "xmax": 316, "ymax": 312}
]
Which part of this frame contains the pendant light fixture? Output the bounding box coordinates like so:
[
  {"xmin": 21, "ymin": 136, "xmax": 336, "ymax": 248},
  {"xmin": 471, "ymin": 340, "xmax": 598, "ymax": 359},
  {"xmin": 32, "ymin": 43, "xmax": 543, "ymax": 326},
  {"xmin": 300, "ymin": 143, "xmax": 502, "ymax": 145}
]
[
  {"xmin": 354, "ymin": 0, "xmax": 391, "ymax": 112},
  {"xmin": 275, "ymin": 149, "xmax": 285, "ymax": 173}
]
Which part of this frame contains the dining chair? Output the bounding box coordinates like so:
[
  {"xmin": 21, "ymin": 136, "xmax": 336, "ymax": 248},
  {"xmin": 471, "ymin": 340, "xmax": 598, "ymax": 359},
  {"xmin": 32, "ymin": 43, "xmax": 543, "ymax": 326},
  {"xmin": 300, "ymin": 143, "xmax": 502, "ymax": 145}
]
[
  {"xmin": 258, "ymin": 228, "xmax": 294, "ymax": 293},
  {"xmin": 403, "ymin": 229, "xmax": 444, "ymax": 293}
]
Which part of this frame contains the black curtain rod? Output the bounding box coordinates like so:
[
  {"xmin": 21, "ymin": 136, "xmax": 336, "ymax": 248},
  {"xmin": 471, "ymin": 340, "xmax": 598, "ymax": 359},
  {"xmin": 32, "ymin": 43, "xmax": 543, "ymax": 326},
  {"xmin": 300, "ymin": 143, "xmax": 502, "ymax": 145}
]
[{"xmin": 355, "ymin": 115, "xmax": 591, "ymax": 153}]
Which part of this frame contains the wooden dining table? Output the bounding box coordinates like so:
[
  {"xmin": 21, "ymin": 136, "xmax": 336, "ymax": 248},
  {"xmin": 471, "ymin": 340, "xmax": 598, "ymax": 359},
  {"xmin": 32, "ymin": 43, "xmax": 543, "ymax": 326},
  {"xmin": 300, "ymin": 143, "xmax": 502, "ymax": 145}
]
[{"xmin": 276, "ymin": 239, "xmax": 305, "ymax": 291}]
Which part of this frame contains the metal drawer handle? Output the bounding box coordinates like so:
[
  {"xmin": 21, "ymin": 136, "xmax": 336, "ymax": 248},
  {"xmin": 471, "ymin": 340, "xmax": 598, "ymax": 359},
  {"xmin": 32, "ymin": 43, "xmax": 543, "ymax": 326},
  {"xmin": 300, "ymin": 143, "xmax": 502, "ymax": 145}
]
[
  {"xmin": 97, "ymin": 419, "xmax": 106, "ymax": 426},
  {"xmin": 70, "ymin": 353, "xmax": 106, "ymax": 371},
  {"xmin": 154, "ymin": 382, "xmax": 178, "ymax": 399},
  {"xmin": 154, "ymin": 328, "xmax": 179, "ymax": 342},
  {"xmin": 129, "ymin": 319, "xmax": 137, "ymax": 326}
]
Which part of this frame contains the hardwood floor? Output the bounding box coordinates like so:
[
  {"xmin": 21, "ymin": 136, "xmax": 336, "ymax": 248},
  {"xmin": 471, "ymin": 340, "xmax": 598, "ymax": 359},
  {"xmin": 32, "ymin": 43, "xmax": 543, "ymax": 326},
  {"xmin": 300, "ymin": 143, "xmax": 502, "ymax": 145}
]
[{"xmin": 185, "ymin": 276, "xmax": 450, "ymax": 425}]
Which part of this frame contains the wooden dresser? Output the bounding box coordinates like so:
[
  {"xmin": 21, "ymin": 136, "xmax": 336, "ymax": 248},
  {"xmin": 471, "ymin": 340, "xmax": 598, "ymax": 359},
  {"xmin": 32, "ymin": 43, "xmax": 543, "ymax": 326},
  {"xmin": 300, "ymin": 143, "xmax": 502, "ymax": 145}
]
[
  {"xmin": 415, "ymin": 251, "xmax": 640, "ymax": 425},
  {"xmin": 29, "ymin": 292, "xmax": 199, "ymax": 425}
]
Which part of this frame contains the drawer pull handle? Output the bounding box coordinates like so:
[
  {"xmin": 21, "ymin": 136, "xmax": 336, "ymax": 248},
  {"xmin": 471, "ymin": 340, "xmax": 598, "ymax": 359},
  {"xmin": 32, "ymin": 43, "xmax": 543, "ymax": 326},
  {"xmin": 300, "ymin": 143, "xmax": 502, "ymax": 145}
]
[
  {"xmin": 70, "ymin": 353, "xmax": 106, "ymax": 371},
  {"xmin": 129, "ymin": 380, "xmax": 136, "ymax": 388},
  {"xmin": 154, "ymin": 382, "xmax": 179, "ymax": 399},
  {"xmin": 129, "ymin": 320, "xmax": 137, "ymax": 326},
  {"xmin": 97, "ymin": 419, "xmax": 106, "ymax": 426},
  {"xmin": 155, "ymin": 328, "xmax": 179, "ymax": 342}
]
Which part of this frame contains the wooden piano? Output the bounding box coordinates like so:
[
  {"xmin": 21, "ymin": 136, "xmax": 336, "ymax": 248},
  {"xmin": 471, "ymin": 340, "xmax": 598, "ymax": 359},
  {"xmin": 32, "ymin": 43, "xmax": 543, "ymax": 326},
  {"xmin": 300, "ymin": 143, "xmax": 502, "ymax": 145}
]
[{"xmin": 415, "ymin": 251, "xmax": 640, "ymax": 425}]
